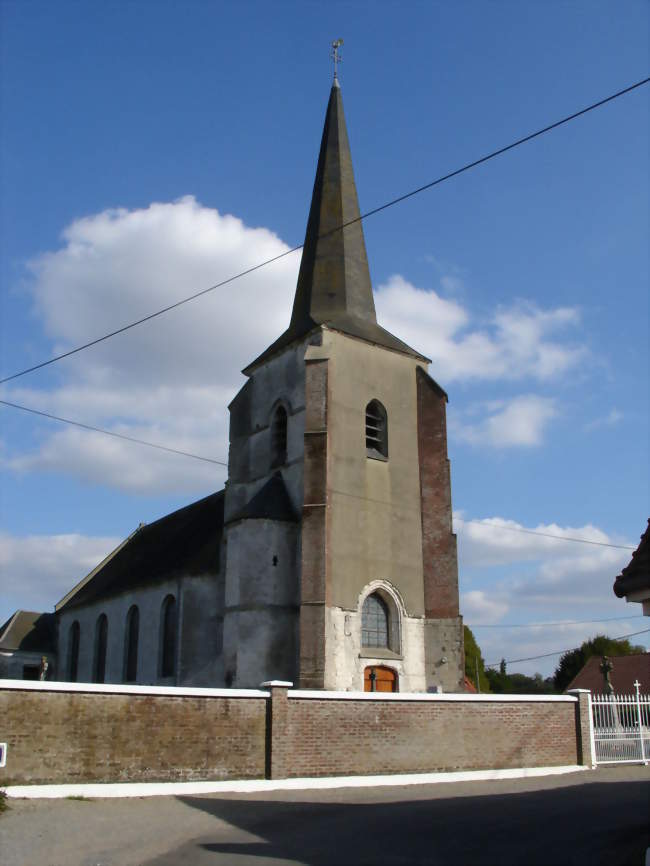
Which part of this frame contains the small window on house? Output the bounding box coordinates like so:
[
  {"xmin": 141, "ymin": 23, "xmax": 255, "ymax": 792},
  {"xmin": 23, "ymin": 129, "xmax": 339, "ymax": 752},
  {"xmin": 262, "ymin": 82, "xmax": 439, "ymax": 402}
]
[
  {"xmin": 68, "ymin": 621, "xmax": 80, "ymax": 682},
  {"xmin": 93, "ymin": 613, "xmax": 108, "ymax": 684},
  {"xmin": 362, "ymin": 593, "xmax": 390, "ymax": 648},
  {"xmin": 160, "ymin": 595, "xmax": 177, "ymax": 678},
  {"xmin": 124, "ymin": 605, "xmax": 139, "ymax": 682},
  {"xmin": 270, "ymin": 405, "xmax": 288, "ymax": 468},
  {"xmin": 365, "ymin": 400, "xmax": 388, "ymax": 459}
]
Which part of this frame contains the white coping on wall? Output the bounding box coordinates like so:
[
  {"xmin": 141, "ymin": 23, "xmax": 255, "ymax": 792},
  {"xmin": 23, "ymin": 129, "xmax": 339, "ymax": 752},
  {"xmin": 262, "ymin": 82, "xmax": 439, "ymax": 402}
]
[
  {"xmin": 1, "ymin": 765, "xmax": 590, "ymax": 799},
  {"xmin": 0, "ymin": 679, "xmax": 269, "ymax": 699},
  {"xmin": 0, "ymin": 679, "xmax": 578, "ymax": 701},
  {"xmin": 287, "ymin": 689, "xmax": 578, "ymax": 702}
]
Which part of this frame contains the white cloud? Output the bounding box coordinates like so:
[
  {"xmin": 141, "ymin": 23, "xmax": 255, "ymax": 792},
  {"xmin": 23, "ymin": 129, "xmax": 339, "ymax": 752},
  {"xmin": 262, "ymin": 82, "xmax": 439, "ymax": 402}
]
[
  {"xmin": 0, "ymin": 532, "xmax": 120, "ymax": 621},
  {"xmin": 584, "ymin": 408, "xmax": 623, "ymax": 431},
  {"xmin": 2, "ymin": 197, "xmax": 299, "ymax": 493},
  {"xmin": 452, "ymin": 394, "xmax": 557, "ymax": 448},
  {"xmin": 455, "ymin": 513, "xmax": 646, "ymax": 675},
  {"xmin": 376, "ymin": 275, "xmax": 585, "ymax": 383},
  {"xmin": 2, "ymin": 204, "xmax": 589, "ymax": 492}
]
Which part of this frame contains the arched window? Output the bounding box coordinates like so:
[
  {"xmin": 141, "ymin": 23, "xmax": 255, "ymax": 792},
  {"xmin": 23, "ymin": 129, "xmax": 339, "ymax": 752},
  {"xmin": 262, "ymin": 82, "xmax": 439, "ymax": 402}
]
[
  {"xmin": 365, "ymin": 400, "xmax": 388, "ymax": 459},
  {"xmin": 270, "ymin": 405, "xmax": 288, "ymax": 467},
  {"xmin": 93, "ymin": 614, "xmax": 108, "ymax": 683},
  {"xmin": 362, "ymin": 593, "xmax": 390, "ymax": 648},
  {"xmin": 68, "ymin": 621, "xmax": 80, "ymax": 682},
  {"xmin": 124, "ymin": 605, "xmax": 139, "ymax": 682},
  {"xmin": 160, "ymin": 595, "xmax": 177, "ymax": 678}
]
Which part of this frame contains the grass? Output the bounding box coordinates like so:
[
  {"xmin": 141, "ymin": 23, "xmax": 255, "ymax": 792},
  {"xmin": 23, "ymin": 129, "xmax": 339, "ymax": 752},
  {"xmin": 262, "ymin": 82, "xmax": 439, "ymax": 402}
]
[
  {"xmin": 66, "ymin": 795, "xmax": 93, "ymax": 802},
  {"xmin": 0, "ymin": 791, "xmax": 8, "ymax": 814}
]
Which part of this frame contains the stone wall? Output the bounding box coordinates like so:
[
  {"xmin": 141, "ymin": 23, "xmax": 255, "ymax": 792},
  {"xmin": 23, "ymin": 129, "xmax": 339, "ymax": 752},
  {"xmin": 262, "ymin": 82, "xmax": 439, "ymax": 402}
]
[{"xmin": 0, "ymin": 680, "xmax": 590, "ymax": 788}]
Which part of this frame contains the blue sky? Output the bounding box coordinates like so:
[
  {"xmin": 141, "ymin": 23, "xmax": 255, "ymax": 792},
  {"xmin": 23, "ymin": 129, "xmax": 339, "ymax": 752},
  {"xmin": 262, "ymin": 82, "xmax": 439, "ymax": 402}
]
[{"xmin": 1, "ymin": 0, "xmax": 648, "ymax": 676}]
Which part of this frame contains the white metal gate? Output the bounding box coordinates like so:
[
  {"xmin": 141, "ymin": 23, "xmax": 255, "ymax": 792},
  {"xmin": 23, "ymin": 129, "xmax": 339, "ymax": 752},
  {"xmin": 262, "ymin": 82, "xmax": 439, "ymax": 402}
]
[{"xmin": 591, "ymin": 681, "xmax": 649, "ymax": 765}]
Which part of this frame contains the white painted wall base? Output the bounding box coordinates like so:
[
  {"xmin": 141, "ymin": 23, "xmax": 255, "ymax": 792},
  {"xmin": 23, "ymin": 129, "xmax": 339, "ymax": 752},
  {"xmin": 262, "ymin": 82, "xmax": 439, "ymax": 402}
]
[{"xmin": 2, "ymin": 765, "xmax": 591, "ymax": 799}]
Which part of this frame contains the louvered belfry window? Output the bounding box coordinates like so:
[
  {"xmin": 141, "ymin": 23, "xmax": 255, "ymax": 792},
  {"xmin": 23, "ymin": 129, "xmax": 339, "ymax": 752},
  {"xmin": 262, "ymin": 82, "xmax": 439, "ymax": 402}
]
[{"xmin": 365, "ymin": 400, "xmax": 388, "ymax": 459}]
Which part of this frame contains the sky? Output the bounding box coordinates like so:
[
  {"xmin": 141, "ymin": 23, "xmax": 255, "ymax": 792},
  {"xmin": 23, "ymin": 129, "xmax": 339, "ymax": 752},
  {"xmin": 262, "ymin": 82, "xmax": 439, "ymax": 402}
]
[{"xmin": 0, "ymin": 0, "xmax": 648, "ymax": 678}]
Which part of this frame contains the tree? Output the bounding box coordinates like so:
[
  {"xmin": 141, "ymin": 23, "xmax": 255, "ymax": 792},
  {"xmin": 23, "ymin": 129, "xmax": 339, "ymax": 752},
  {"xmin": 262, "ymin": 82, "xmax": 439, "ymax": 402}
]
[
  {"xmin": 553, "ymin": 634, "xmax": 646, "ymax": 692},
  {"xmin": 463, "ymin": 626, "xmax": 491, "ymax": 692},
  {"xmin": 485, "ymin": 663, "xmax": 556, "ymax": 695}
]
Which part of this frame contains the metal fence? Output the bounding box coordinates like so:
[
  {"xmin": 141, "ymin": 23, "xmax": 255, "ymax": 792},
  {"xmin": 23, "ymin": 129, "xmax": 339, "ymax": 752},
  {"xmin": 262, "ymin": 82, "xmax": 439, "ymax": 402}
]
[{"xmin": 591, "ymin": 682, "xmax": 649, "ymax": 765}]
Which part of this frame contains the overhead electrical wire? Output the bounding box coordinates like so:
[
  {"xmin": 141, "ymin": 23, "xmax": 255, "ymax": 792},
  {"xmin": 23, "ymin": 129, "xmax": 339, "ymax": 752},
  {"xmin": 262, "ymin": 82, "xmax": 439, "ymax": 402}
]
[
  {"xmin": 0, "ymin": 399, "xmax": 227, "ymax": 466},
  {"xmin": 470, "ymin": 615, "xmax": 644, "ymax": 629},
  {"xmin": 453, "ymin": 517, "xmax": 634, "ymax": 550},
  {"xmin": 1, "ymin": 75, "xmax": 648, "ymax": 386},
  {"xmin": 485, "ymin": 627, "xmax": 650, "ymax": 669},
  {"xmin": 0, "ymin": 395, "xmax": 638, "ymax": 552}
]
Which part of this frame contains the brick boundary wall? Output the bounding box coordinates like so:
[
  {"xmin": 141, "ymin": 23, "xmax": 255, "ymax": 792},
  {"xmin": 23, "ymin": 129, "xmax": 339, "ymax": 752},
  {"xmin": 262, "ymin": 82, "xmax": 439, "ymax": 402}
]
[
  {"xmin": 0, "ymin": 680, "xmax": 590, "ymax": 786},
  {"xmin": 0, "ymin": 681, "xmax": 268, "ymax": 786}
]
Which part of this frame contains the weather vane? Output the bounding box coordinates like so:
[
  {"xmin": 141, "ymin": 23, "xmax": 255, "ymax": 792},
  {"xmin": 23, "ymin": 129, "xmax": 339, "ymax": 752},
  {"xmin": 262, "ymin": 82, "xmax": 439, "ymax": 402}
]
[{"xmin": 331, "ymin": 38, "xmax": 344, "ymax": 81}]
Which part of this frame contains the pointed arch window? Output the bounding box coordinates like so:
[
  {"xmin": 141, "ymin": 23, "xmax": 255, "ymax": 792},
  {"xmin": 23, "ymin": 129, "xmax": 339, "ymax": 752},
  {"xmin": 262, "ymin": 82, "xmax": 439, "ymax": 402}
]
[
  {"xmin": 270, "ymin": 405, "xmax": 288, "ymax": 468},
  {"xmin": 362, "ymin": 593, "xmax": 390, "ymax": 648},
  {"xmin": 160, "ymin": 594, "xmax": 177, "ymax": 678},
  {"xmin": 365, "ymin": 400, "xmax": 388, "ymax": 459},
  {"xmin": 93, "ymin": 614, "xmax": 108, "ymax": 683},
  {"xmin": 68, "ymin": 621, "xmax": 80, "ymax": 682},
  {"xmin": 124, "ymin": 605, "xmax": 139, "ymax": 682}
]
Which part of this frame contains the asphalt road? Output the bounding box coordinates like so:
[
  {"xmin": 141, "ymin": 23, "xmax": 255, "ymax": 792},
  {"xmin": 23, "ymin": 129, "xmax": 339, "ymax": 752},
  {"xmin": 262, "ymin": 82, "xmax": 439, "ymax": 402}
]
[{"xmin": 2, "ymin": 766, "xmax": 648, "ymax": 866}]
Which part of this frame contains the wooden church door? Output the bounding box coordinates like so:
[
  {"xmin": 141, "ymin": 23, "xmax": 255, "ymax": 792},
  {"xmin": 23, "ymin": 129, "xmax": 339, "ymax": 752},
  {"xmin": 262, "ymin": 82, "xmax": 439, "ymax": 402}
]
[{"xmin": 364, "ymin": 665, "xmax": 398, "ymax": 692}]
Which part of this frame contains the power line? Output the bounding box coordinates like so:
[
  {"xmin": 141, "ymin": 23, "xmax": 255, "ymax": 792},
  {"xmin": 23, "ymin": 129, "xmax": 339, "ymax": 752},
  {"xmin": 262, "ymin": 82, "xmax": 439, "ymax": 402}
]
[
  {"xmin": 471, "ymin": 615, "xmax": 644, "ymax": 629},
  {"xmin": 454, "ymin": 517, "xmax": 635, "ymax": 550},
  {"xmin": 0, "ymin": 399, "xmax": 227, "ymax": 466},
  {"xmin": 485, "ymin": 628, "xmax": 650, "ymax": 668},
  {"xmin": 1, "ymin": 75, "xmax": 648, "ymax": 387},
  {"xmin": 0, "ymin": 398, "xmax": 640, "ymax": 554}
]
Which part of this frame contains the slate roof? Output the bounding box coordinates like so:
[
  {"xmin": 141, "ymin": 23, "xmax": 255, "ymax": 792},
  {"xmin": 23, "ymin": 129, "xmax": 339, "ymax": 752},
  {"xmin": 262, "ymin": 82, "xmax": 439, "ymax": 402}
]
[
  {"xmin": 0, "ymin": 610, "xmax": 57, "ymax": 653},
  {"xmin": 244, "ymin": 82, "xmax": 428, "ymax": 374},
  {"xmin": 56, "ymin": 490, "xmax": 225, "ymax": 611},
  {"xmin": 566, "ymin": 653, "xmax": 650, "ymax": 694},
  {"xmin": 230, "ymin": 472, "xmax": 299, "ymax": 524},
  {"xmin": 613, "ymin": 519, "xmax": 650, "ymax": 599}
]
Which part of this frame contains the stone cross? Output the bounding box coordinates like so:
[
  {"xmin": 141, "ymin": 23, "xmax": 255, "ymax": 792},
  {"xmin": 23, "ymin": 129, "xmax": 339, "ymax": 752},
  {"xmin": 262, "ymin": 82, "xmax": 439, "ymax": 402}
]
[{"xmin": 599, "ymin": 655, "xmax": 614, "ymax": 696}]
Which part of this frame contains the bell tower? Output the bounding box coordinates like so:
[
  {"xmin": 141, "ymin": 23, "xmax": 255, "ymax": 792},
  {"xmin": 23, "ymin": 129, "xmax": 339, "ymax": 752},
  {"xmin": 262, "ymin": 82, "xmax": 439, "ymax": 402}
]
[{"xmin": 223, "ymin": 73, "xmax": 464, "ymax": 692}]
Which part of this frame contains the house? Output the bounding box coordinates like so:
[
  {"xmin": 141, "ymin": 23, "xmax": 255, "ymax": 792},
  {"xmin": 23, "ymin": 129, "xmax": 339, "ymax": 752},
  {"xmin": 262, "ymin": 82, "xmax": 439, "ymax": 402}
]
[
  {"xmin": 0, "ymin": 611, "xmax": 56, "ymax": 680},
  {"xmin": 613, "ymin": 519, "xmax": 650, "ymax": 615},
  {"xmin": 566, "ymin": 653, "xmax": 649, "ymax": 693},
  {"xmin": 15, "ymin": 76, "xmax": 465, "ymax": 693}
]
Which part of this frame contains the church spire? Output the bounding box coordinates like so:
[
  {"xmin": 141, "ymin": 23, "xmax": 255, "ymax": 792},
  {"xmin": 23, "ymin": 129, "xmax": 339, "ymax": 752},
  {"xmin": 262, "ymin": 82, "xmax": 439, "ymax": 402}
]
[
  {"xmin": 244, "ymin": 75, "xmax": 428, "ymax": 374},
  {"xmin": 289, "ymin": 80, "xmax": 376, "ymax": 331}
]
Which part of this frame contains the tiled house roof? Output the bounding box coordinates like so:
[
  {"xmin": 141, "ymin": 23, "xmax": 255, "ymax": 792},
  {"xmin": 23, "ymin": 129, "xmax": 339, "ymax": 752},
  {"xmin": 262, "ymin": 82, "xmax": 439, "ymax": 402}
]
[
  {"xmin": 613, "ymin": 519, "xmax": 650, "ymax": 600},
  {"xmin": 567, "ymin": 653, "xmax": 650, "ymax": 694}
]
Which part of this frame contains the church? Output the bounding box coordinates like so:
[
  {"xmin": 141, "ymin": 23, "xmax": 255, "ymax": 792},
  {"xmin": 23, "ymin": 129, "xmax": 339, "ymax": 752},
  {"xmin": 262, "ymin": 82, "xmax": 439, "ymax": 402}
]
[{"xmin": 7, "ymin": 75, "xmax": 464, "ymax": 693}]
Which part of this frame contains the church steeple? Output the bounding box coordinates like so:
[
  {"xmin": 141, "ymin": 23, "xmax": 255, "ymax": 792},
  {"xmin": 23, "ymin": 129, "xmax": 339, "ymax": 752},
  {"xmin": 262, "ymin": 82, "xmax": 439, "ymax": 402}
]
[
  {"xmin": 289, "ymin": 81, "xmax": 376, "ymax": 330},
  {"xmin": 244, "ymin": 80, "xmax": 428, "ymax": 374}
]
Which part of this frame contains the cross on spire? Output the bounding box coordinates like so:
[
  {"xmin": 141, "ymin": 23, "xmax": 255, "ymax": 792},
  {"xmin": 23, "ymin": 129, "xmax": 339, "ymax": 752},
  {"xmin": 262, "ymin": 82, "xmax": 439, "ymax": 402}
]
[{"xmin": 331, "ymin": 38, "xmax": 343, "ymax": 81}]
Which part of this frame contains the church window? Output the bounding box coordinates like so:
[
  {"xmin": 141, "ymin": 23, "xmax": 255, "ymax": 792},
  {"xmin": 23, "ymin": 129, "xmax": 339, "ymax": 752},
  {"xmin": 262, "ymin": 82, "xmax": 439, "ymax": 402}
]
[
  {"xmin": 93, "ymin": 614, "xmax": 108, "ymax": 683},
  {"xmin": 361, "ymin": 593, "xmax": 390, "ymax": 648},
  {"xmin": 270, "ymin": 405, "xmax": 288, "ymax": 467},
  {"xmin": 365, "ymin": 400, "xmax": 388, "ymax": 459},
  {"xmin": 160, "ymin": 595, "xmax": 177, "ymax": 678},
  {"xmin": 68, "ymin": 621, "xmax": 80, "ymax": 682},
  {"xmin": 124, "ymin": 605, "xmax": 139, "ymax": 682}
]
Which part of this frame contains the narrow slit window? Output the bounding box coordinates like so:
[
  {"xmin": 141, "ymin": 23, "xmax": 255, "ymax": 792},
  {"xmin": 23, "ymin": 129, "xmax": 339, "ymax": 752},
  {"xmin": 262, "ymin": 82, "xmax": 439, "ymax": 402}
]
[
  {"xmin": 365, "ymin": 400, "xmax": 388, "ymax": 459},
  {"xmin": 124, "ymin": 605, "xmax": 139, "ymax": 682},
  {"xmin": 270, "ymin": 405, "xmax": 288, "ymax": 468},
  {"xmin": 94, "ymin": 614, "xmax": 108, "ymax": 684},
  {"xmin": 160, "ymin": 594, "xmax": 177, "ymax": 678},
  {"xmin": 68, "ymin": 621, "xmax": 80, "ymax": 682}
]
